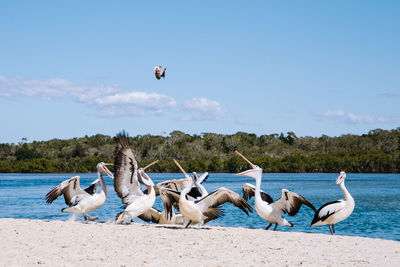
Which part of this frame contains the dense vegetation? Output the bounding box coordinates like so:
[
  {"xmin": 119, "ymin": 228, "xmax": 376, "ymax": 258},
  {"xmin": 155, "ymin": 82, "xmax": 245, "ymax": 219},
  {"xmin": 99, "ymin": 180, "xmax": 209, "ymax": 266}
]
[{"xmin": 0, "ymin": 128, "xmax": 399, "ymax": 173}]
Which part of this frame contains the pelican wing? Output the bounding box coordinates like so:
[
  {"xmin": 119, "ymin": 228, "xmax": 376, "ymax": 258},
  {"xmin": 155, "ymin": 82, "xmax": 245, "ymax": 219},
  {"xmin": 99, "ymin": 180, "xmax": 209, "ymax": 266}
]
[
  {"xmin": 311, "ymin": 200, "xmax": 345, "ymax": 225},
  {"xmin": 272, "ymin": 189, "xmax": 316, "ymax": 216},
  {"xmin": 203, "ymin": 207, "xmax": 225, "ymax": 223},
  {"xmin": 159, "ymin": 188, "xmax": 181, "ymax": 219},
  {"xmin": 187, "ymin": 187, "xmax": 203, "ymax": 199},
  {"xmin": 197, "ymin": 172, "xmax": 209, "ymax": 184},
  {"xmin": 157, "ymin": 180, "xmax": 182, "ymax": 192},
  {"xmin": 45, "ymin": 176, "xmax": 89, "ymax": 206},
  {"xmin": 138, "ymin": 208, "xmax": 161, "ymax": 223},
  {"xmin": 142, "ymin": 180, "xmax": 183, "ymax": 196},
  {"xmin": 113, "ymin": 133, "xmax": 143, "ymax": 204},
  {"xmin": 84, "ymin": 181, "xmax": 99, "ymax": 195},
  {"xmin": 242, "ymin": 183, "xmax": 273, "ymax": 204},
  {"xmin": 195, "ymin": 188, "xmax": 253, "ymax": 215}
]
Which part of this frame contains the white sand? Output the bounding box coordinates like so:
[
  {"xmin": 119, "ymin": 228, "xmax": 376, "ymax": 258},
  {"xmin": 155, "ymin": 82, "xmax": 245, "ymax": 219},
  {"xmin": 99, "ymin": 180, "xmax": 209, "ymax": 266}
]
[{"xmin": 0, "ymin": 218, "xmax": 399, "ymax": 266}]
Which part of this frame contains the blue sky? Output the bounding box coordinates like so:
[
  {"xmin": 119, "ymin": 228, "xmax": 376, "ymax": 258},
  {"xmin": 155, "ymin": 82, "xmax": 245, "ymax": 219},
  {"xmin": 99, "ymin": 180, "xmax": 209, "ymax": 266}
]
[{"xmin": 0, "ymin": 1, "xmax": 399, "ymax": 144}]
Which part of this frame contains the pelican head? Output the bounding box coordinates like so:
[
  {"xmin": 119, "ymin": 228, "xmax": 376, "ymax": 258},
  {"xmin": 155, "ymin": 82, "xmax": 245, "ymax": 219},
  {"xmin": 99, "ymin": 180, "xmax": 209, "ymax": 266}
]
[
  {"xmin": 138, "ymin": 169, "xmax": 155, "ymax": 187},
  {"xmin": 234, "ymin": 151, "xmax": 262, "ymax": 179},
  {"xmin": 138, "ymin": 160, "xmax": 159, "ymax": 187},
  {"xmin": 336, "ymin": 171, "xmax": 346, "ymax": 184},
  {"xmin": 192, "ymin": 172, "xmax": 199, "ymax": 182},
  {"xmin": 97, "ymin": 162, "xmax": 114, "ymax": 179}
]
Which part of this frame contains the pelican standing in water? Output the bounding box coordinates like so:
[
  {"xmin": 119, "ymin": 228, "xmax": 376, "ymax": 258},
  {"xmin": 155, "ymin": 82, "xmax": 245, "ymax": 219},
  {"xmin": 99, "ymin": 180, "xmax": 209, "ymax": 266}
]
[
  {"xmin": 45, "ymin": 162, "xmax": 114, "ymax": 221},
  {"xmin": 113, "ymin": 132, "xmax": 160, "ymax": 224},
  {"xmin": 235, "ymin": 151, "xmax": 316, "ymax": 230},
  {"xmin": 161, "ymin": 159, "xmax": 253, "ymax": 228},
  {"xmin": 310, "ymin": 171, "xmax": 355, "ymax": 235}
]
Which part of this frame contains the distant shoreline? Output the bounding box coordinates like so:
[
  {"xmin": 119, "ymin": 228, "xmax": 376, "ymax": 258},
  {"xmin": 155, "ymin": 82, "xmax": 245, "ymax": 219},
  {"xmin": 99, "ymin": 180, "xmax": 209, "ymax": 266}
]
[
  {"xmin": 1, "ymin": 128, "xmax": 399, "ymax": 173},
  {"xmin": 1, "ymin": 218, "xmax": 399, "ymax": 266},
  {"xmin": 1, "ymin": 171, "xmax": 400, "ymax": 174}
]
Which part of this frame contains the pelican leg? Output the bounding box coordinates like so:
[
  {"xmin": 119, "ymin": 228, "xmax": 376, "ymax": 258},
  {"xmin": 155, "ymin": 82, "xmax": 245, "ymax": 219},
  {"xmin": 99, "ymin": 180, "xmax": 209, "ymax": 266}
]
[
  {"xmin": 83, "ymin": 214, "xmax": 88, "ymax": 221},
  {"xmin": 265, "ymin": 223, "xmax": 272, "ymax": 230},
  {"xmin": 185, "ymin": 220, "xmax": 192, "ymax": 228},
  {"xmin": 273, "ymin": 224, "xmax": 278, "ymax": 231},
  {"xmin": 329, "ymin": 224, "xmax": 334, "ymax": 235},
  {"xmin": 332, "ymin": 224, "xmax": 335, "ymax": 234},
  {"xmin": 115, "ymin": 211, "xmax": 129, "ymax": 224}
]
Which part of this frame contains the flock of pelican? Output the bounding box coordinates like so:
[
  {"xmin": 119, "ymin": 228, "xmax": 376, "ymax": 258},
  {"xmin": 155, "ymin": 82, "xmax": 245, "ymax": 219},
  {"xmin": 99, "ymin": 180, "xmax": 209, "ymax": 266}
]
[{"xmin": 46, "ymin": 132, "xmax": 355, "ymax": 235}]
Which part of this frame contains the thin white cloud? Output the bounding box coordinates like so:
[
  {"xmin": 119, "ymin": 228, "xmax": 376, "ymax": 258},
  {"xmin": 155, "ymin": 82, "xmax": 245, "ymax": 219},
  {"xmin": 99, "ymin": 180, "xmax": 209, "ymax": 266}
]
[
  {"xmin": 319, "ymin": 109, "xmax": 395, "ymax": 124},
  {"xmin": 181, "ymin": 97, "xmax": 225, "ymax": 121},
  {"xmin": 347, "ymin": 113, "xmax": 374, "ymax": 123},
  {"xmin": 94, "ymin": 92, "xmax": 177, "ymax": 117},
  {"xmin": 0, "ymin": 75, "xmax": 119, "ymax": 102},
  {"xmin": 0, "ymin": 75, "xmax": 177, "ymax": 117}
]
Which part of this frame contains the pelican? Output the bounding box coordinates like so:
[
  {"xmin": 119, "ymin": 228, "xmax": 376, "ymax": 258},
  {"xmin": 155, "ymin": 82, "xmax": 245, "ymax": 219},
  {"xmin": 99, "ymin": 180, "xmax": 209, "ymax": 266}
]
[
  {"xmin": 139, "ymin": 171, "xmax": 209, "ymax": 225},
  {"xmin": 154, "ymin": 66, "xmax": 166, "ymax": 80},
  {"xmin": 161, "ymin": 159, "xmax": 253, "ymax": 228},
  {"xmin": 45, "ymin": 162, "xmax": 114, "ymax": 221},
  {"xmin": 310, "ymin": 171, "xmax": 355, "ymax": 235},
  {"xmin": 113, "ymin": 132, "xmax": 159, "ymax": 224},
  {"xmin": 235, "ymin": 151, "xmax": 316, "ymax": 230}
]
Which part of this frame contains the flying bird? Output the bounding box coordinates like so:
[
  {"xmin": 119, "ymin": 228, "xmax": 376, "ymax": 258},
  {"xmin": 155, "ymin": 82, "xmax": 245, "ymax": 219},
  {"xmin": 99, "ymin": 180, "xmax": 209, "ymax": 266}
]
[
  {"xmin": 154, "ymin": 66, "xmax": 166, "ymax": 80},
  {"xmin": 310, "ymin": 171, "xmax": 355, "ymax": 235},
  {"xmin": 235, "ymin": 151, "xmax": 316, "ymax": 231}
]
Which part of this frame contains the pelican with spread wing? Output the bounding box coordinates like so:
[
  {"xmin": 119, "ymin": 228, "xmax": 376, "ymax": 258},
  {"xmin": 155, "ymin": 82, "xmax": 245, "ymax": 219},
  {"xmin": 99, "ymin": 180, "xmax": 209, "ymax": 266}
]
[
  {"xmin": 235, "ymin": 151, "xmax": 316, "ymax": 230},
  {"xmin": 113, "ymin": 132, "xmax": 159, "ymax": 223},
  {"xmin": 45, "ymin": 162, "xmax": 114, "ymax": 221}
]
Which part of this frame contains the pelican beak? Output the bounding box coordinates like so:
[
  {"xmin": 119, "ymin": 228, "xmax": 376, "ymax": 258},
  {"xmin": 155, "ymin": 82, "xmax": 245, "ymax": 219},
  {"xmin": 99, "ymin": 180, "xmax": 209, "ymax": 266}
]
[
  {"xmin": 173, "ymin": 159, "xmax": 190, "ymax": 179},
  {"xmin": 235, "ymin": 151, "xmax": 257, "ymax": 169},
  {"xmin": 235, "ymin": 168, "xmax": 259, "ymax": 179},
  {"xmin": 139, "ymin": 169, "xmax": 154, "ymax": 186},
  {"xmin": 143, "ymin": 160, "xmax": 159, "ymax": 171},
  {"xmin": 100, "ymin": 163, "xmax": 114, "ymax": 179}
]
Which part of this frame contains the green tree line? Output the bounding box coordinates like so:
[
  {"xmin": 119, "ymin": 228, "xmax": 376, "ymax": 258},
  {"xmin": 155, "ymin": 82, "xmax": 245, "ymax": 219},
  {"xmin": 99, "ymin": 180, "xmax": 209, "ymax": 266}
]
[{"xmin": 0, "ymin": 128, "xmax": 399, "ymax": 173}]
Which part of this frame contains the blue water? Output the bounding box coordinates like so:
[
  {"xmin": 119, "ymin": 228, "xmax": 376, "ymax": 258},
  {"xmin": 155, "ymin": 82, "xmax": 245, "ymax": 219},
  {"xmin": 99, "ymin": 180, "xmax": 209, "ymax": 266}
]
[{"xmin": 0, "ymin": 173, "xmax": 399, "ymax": 241}]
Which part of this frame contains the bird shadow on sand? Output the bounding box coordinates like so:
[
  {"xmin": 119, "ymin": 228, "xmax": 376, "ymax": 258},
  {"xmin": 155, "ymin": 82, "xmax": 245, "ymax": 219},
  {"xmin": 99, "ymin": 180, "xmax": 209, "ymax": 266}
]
[{"xmin": 152, "ymin": 225, "xmax": 213, "ymax": 231}]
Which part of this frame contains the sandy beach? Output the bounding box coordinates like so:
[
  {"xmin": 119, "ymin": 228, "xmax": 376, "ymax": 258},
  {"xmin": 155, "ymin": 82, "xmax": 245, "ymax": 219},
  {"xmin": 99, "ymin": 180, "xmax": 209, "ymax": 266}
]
[{"xmin": 0, "ymin": 219, "xmax": 399, "ymax": 266}]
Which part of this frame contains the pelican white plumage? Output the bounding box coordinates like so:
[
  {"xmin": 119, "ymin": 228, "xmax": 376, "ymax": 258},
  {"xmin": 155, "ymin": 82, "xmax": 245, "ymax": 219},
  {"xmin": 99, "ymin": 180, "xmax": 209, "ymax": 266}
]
[
  {"xmin": 235, "ymin": 151, "xmax": 316, "ymax": 230},
  {"xmin": 161, "ymin": 159, "xmax": 253, "ymax": 228},
  {"xmin": 310, "ymin": 171, "xmax": 355, "ymax": 235},
  {"xmin": 45, "ymin": 162, "xmax": 114, "ymax": 221},
  {"xmin": 154, "ymin": 66, "xmax": 166, "ymax": 79},
  {"xmin": 113, "ymin": 132, "xmax": 160, "ymax": 224}
]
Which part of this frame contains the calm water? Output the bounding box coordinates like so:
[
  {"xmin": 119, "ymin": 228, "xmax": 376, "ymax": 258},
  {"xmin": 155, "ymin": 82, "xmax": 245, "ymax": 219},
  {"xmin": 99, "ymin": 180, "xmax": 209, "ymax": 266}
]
[{"xmin": 0, "ymin": 172, "xmax": 399, "ymax": 241}]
